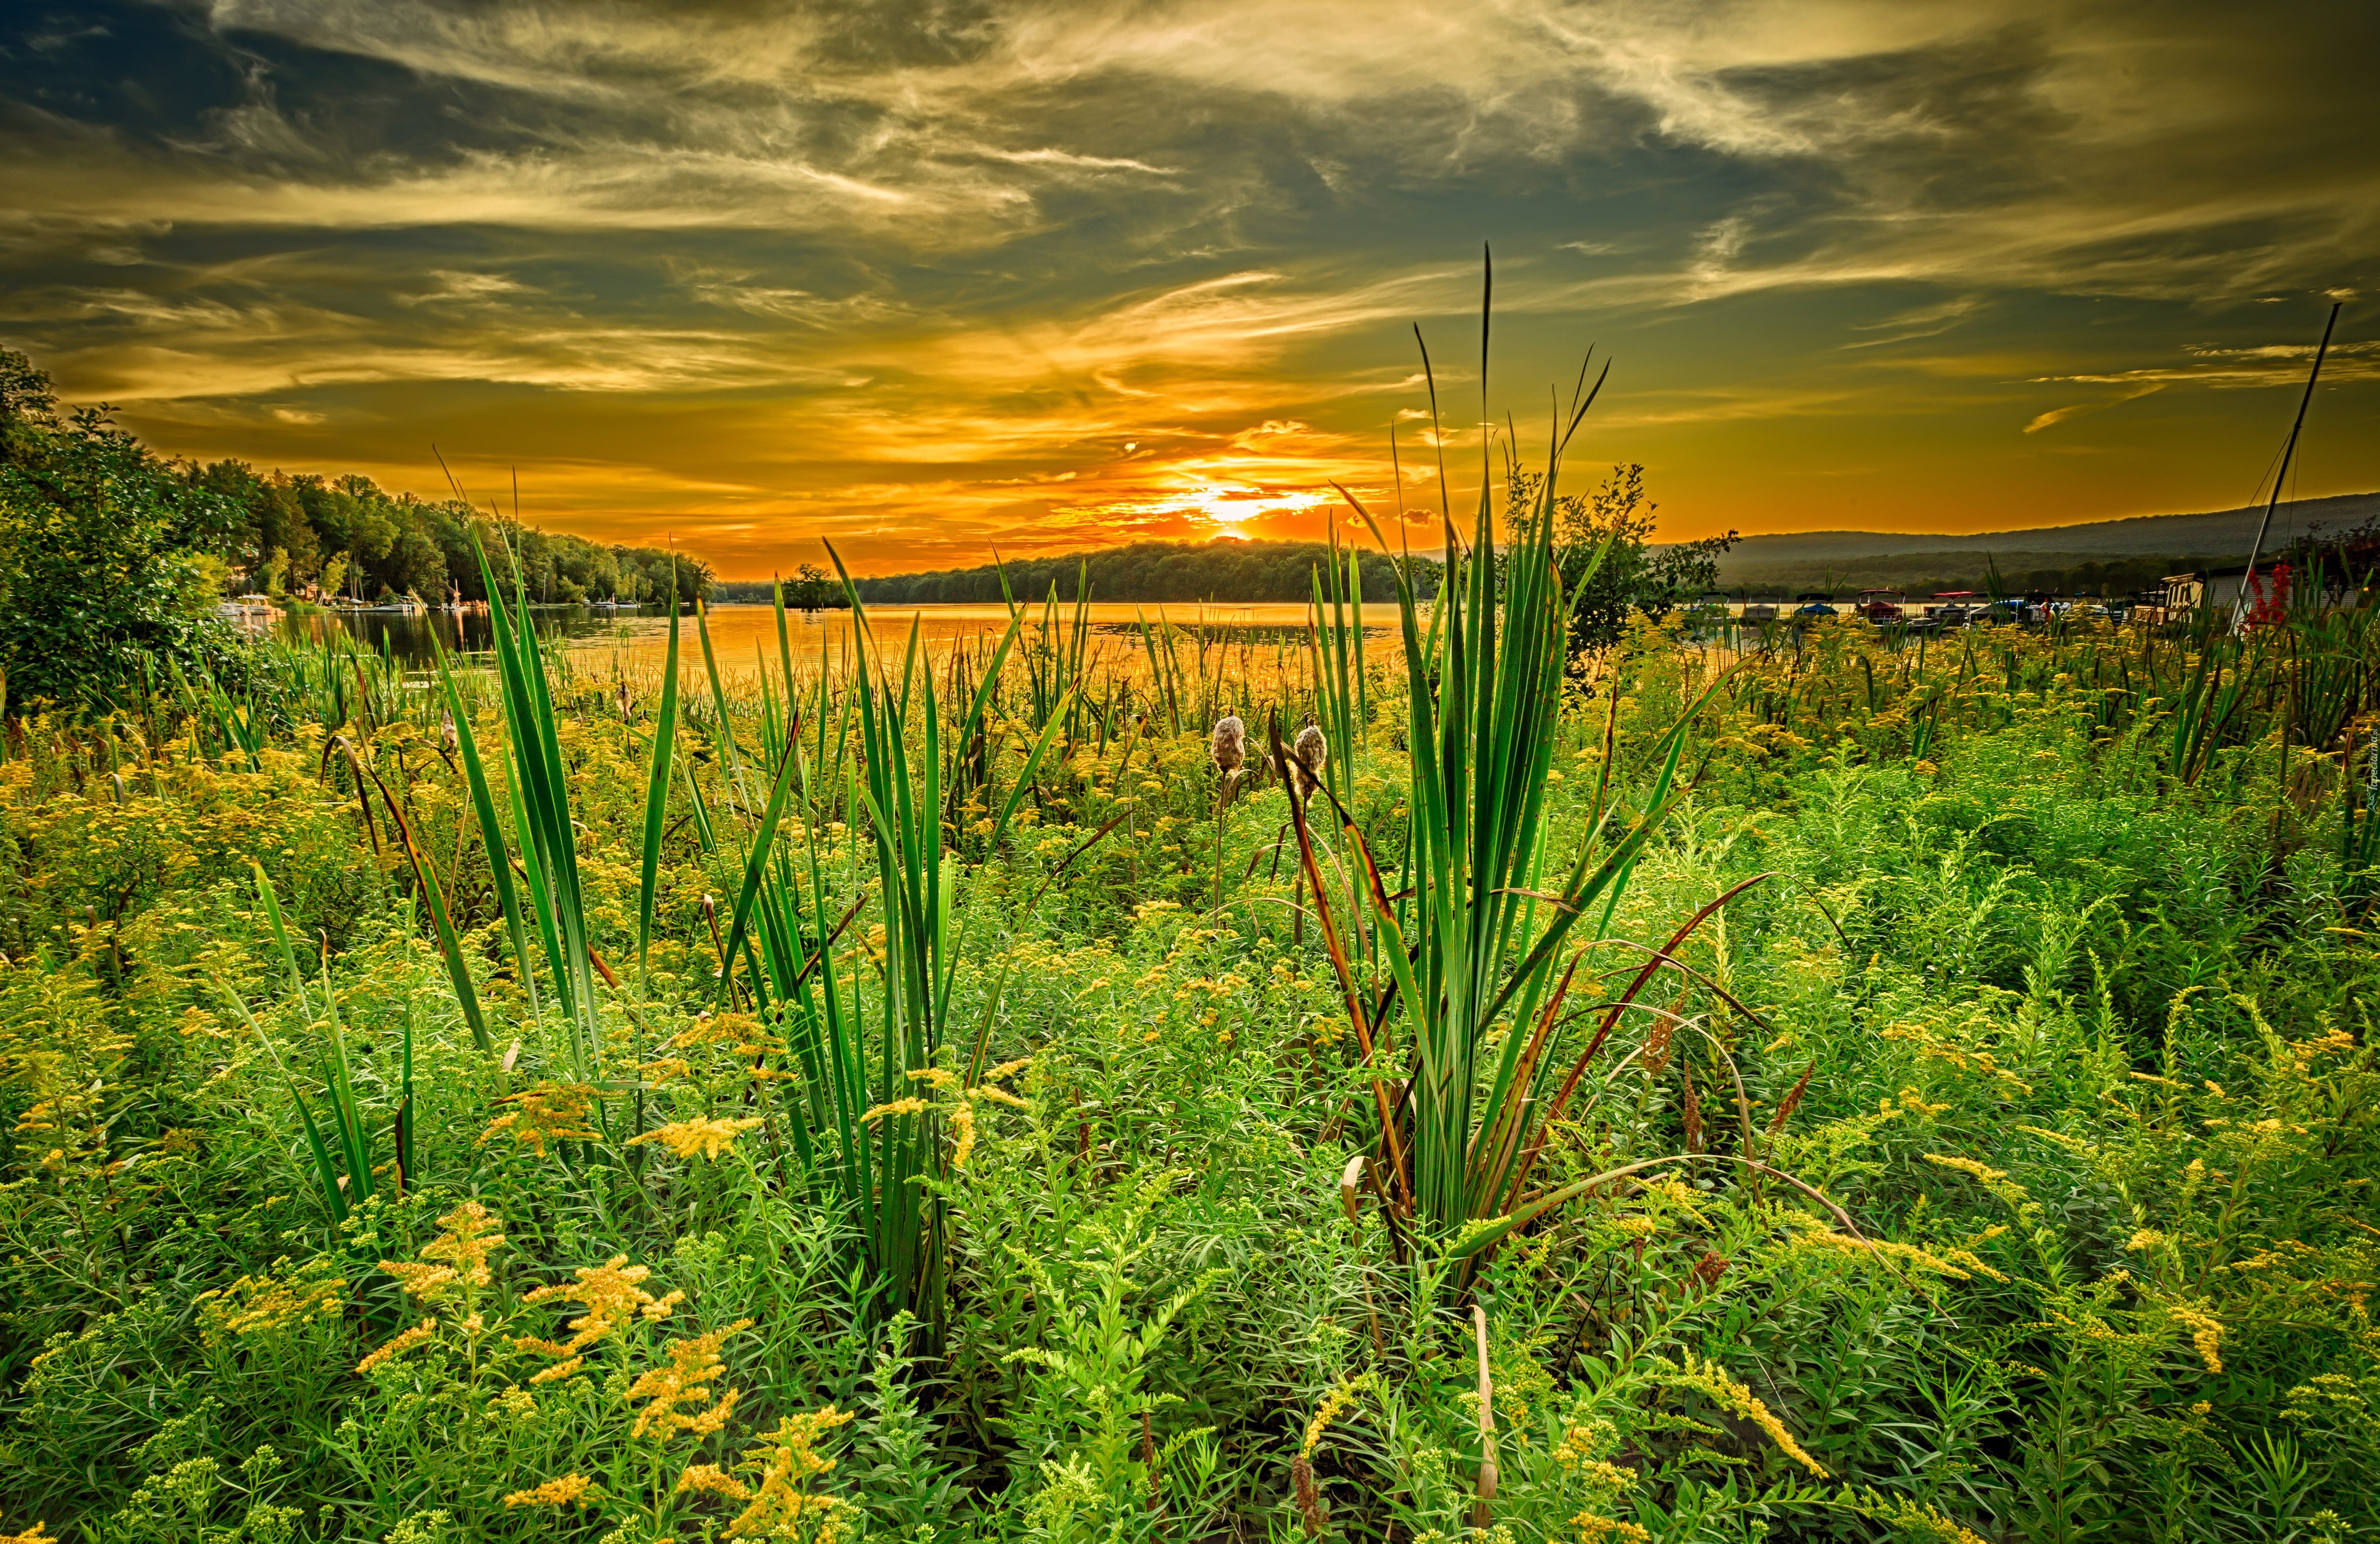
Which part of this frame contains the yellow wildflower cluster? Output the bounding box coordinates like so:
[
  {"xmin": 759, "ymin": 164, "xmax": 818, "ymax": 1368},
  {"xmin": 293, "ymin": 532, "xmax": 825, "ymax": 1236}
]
[
  {"xmin": 357, "ymin": 1320, "xmax": 437, "ymax": 1375},
  {"xmin": 1663, "ymin": 1353, "xmax": 1827, "ymax": 1478},
  {"xmin": 860, "ymin": 1058, "xmax": 1030, "ymax": 1171},
  {"xmin": 1550, "ymin": 1416, "xmax": 1621, "ymax": 1474},
  {"xmin": 1921, "ymin": 1150, "xmax": 2038, "ymax": 1216},
  {"xmin": 1299, "ymin": 1374, "xmax": 1374, "ymax": 1458},
  {"xmin": 654, "ymin": 1010, "xmax": 792, "ymax": 1081},
  {"xmin": 629, "ymin": 1115, "xmax": 763, "ymax": 1162},
  {"xmin": 379, "ymin": 1200, "xmax": 508, "ymax": 1309},
  {"xmin": 354, "ymin": 1201, "xmax": 514, "ymax": 1373},
  {"xmin": 519, "ymin": 1256, "xmax": 681, "ymax": 1362},
  {"xmin": 676, "ymin": 1463, "xmax": 752, "ymax": 1501},
  {"xmin": 195, "ymin": 1256, "xmax": 346, "ymax": 1347},
  {"xmin": 1879, "ymin": 1018, "xmax": 2034, "ymax": 1097},
  {"xmin": 480, "ymin": 1081, "xmax": 603, "ymax": 1155},
  {"xmin": 1572, "ymin": 1514, "xmax": 1652, "ymax": 1544},
  {"xmin": 2289, "ymin": 1027, "xmax": 2357, "ymax": 1064},
  {"xmin": 724, "ymin": 1408, "xmax": 858, "ymax": 1542},
  {"xmin": 2166, "ymin": 1302, "xmax": 2225, "ymax": 1374},
  {"xmin": 1845, "ymin": 1488, "xmax": 1990, "ymax": 1544},
  {"xmin": 1796, "ymin": 1228, "xmax": 1972, "ymax": 1281},
  {"xmin": 502, "ymin": 1473, "xmax": 594, "ymax": 1509},
  {"xmin": 627, "ymin": 1320, "xmax": 754, "ymax": 1439}
]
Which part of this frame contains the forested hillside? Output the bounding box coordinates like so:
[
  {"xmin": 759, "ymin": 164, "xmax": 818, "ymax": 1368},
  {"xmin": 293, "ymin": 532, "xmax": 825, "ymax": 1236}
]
[{"xmin": 841, "ymin": 538, "xmax": 1440, "ymax": 605}]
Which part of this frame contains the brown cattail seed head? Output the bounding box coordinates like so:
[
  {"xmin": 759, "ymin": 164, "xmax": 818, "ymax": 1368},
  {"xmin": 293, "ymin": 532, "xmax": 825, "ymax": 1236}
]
[
  {"xmin": 1211, "ymin": 715, "xmax": 1247, "ymax": 774},
  {"xmin": 1290, "ymin": 723, "xmax": 1328, "ymax": 801}
]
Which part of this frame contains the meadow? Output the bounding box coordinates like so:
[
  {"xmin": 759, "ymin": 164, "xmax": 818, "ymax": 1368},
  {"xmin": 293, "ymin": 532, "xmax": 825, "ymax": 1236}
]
[{"xmin": 3, "ymin": 477, "xmax": 2378, "ymax": 1544}]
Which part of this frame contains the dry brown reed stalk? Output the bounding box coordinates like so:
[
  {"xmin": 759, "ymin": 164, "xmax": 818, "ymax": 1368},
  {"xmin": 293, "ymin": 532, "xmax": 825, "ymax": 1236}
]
[
  {"xmin": 1339, "ymin": 1154, "xmax": 1385, "ymax": 1353},
  {"xmin": 1680, "ymin": 1056, "xmax": 1704, "ymax": 1153},
  {"xmin": 1471, "ymin": 1303, "xmax": 1498, "ymax": 1529}
]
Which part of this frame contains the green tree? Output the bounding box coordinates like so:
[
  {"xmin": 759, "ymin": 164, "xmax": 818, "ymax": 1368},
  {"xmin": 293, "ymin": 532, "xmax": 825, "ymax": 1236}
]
[
  {"xmin": 788, "ymin": 562, "xmax": 841, "ymax": 612},
  {"xmin": 1545, "ymin": 463, "xmax": 1737, "ymax": 651},
  {"xmin": 0, "ymin": 351, "xmax": 239, "ymax": 706}
]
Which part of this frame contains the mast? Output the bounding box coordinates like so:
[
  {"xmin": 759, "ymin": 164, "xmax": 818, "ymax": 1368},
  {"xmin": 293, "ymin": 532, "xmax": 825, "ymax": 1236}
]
[{"xmin": 2233, "ymin": 301, "xmax": 2343, "ymax": 627}]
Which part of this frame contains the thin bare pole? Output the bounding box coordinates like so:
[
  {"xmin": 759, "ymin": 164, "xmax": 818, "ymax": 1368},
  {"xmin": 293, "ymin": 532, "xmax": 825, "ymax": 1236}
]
[{"xmin": 2234, "ymin": 301, "xmax": 2343, "ymax": 627}]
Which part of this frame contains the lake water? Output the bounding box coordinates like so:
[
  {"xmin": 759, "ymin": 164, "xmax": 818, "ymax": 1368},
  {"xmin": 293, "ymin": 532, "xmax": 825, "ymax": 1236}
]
[{"xmin": 268, "ymin": 601, "xmax": 1380, "ymax": 677}]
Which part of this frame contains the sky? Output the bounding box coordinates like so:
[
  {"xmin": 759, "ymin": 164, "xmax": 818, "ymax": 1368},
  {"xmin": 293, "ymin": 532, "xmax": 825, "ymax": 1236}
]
[{"xmin": 1, "ymin": 0, "xmax": 2375, "ymax": 576}]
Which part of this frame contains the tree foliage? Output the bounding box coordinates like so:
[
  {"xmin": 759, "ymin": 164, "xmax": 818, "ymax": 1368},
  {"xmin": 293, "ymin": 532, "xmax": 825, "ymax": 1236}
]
[
  {"xmin": 818, "ymin": 538, "xmax": 1441, "ymax": 607},
  {"xmin": 0, "ymin": 352, "xmax": 238, "ymax": 707},
  {"xmin": 183, "ymin": 457, "xmax": 706, "ymax": 608},
  {"xmin": 1541, "ymin": 463, "xmax": 1738, "ymax": 650}
]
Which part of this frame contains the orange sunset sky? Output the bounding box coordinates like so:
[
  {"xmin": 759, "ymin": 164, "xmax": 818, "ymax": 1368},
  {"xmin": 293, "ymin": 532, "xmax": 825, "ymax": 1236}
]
[{"xmin": 2, "ymin": 0, "xmax": 2375, "ymax": 576}]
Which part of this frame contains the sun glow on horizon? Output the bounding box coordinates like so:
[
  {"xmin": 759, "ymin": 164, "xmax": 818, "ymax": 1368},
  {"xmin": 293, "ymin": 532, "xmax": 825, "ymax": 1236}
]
[{"xmin": 1075, "ymin": 468, "xmax": 1343, "ymax": 542}]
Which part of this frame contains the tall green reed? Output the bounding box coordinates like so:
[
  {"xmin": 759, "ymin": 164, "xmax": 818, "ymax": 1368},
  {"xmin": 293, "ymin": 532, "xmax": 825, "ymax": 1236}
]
[
  {"xmin": 1303, "ymin": 266, "xmax": 1751, "ymax": 1269},
  {"xmin": 436, "ymin": 530, "xmax": 606, "ymax": 1082}
]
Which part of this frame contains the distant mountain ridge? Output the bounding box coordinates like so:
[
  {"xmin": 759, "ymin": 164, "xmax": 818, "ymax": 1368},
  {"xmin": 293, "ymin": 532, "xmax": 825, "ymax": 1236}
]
[
  {"xmin": 1714, "ymin": 492, "xmax": 2377, "ymax": 569},
  {"xmin": 1709, "ymin": 491, "xmax": 2378, "ymax": 596}
]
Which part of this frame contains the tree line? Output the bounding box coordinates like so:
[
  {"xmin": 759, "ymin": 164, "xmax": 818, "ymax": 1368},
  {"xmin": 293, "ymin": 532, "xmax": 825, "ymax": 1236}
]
[
  {"xmin": 185, "ymin": 458, "xmax": 706, "ymax": 610},
  {"xmin": 729, "ymin": 539, "xmax": 1447, "ymax": 608}
]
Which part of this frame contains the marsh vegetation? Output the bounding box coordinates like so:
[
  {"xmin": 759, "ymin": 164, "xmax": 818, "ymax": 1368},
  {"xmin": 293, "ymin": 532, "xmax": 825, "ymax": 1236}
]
[{"xmin": 4, "ymin": 347, "xmax": 2379, "ymax": 1544}]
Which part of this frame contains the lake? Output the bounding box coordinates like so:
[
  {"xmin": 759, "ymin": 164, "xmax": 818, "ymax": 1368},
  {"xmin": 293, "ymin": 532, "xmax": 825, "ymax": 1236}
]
[{"xmin": 267, "ymin": 601, "xmax": 1385, "ymax": 678}]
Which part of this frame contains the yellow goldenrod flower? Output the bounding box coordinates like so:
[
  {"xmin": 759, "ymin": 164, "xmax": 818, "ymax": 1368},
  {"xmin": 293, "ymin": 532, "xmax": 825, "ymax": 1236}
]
[
  {"xmin": 676, "ymin": 1463, "xmax": 753, "ymax": 1501},
  {"xmin": 382, "ymin": 1254, "xmax": 463, "ymax": 1302},
  {"xmin": 356, "ymin": 1319, "xmax": 437, "ymax": 1375},
  {"xmin": 726, "ymin": 1408, "xmax": 858, "ymax": 1541},
  {"xmin": 628, "ymin": 1320, "xmax": 754, "ymax": 1439},
  {"xmin": 1923, "ymin": 1153, "xmax": 2007, "ymax": 1184},
  {"xmin": 521, "ymin": 1256, "xmax": 657, "ymax": 1357},
  {"xmin": 1664, "ymin": 1354, "xmax": 1826, "ymax": 1478},
  {"xmin": 2168, "ymin": 1303, "xmax": 2224, "ymax": 1373},
  {"xmin": 1300, "ymin": 1375, "xmax": 1372, "ymax": 1458},
  {"xmin": 480, "ymin": 1082, "xmax": 603, "ymax": 1156},
  {"xmin": 627, "ymin": 1116, "xmax": 763, "ymax": 1162},
  {"xmin": 502, "ymin": 1473, "xmax": 593, "ymax": 1509},
  {"xmin": 949, "ymin": 1101, "xmax": 978, "ymax": 1170},
  {"xmin": 196, "ymin": 1257, "xmax": 346, "ymax": 1346}
]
